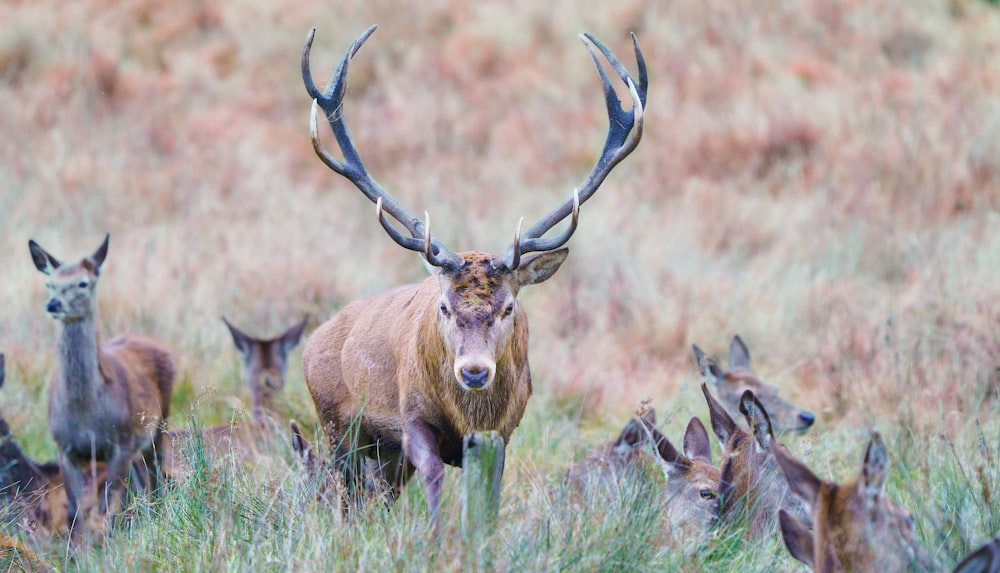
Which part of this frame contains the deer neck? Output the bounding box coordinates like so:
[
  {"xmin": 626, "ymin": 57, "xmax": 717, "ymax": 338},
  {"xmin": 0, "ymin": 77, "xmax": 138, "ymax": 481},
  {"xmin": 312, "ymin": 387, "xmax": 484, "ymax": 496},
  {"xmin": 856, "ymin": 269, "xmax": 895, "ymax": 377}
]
[{"xmin": 56, "ymin": 313, "xmax": 106, "ymax": 403}]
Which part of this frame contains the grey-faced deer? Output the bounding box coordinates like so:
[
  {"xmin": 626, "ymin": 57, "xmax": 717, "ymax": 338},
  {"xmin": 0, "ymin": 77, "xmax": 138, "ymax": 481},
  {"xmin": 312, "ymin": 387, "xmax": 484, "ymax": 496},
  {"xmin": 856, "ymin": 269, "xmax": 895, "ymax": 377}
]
[
  {"xmin": 222, "ymin": 315, "xmax": 309, "ymax": 423},
  {"xmin": 300, "ymin": 25, "xmax": 645, "ymax": 522},
  {"xmin": 565, "ymin": 409, "xmax": 656, "ymax": 490},
  {"xmin": 28, "ymin": 235, "xmax": 175, "ymax": 537},
  {"xmin": 640, "ymin": 414, "xmax": 721, "ymax": 537},
  {"xmin": 693, "ymin": 336, "xmax": 815, "ymax": 434},
  {"xmin": 773, "ymin": 431, "xmax": 935, "ymax": 572},
  {"xmin": 953, "ymin": 534, "xmax": 1000, "ymax": 573},
  {"xmin": 0, "ymin": 353, "xmax": 115, "ymax": 535},
  {"xmin": 701, "ymin": 383, "xmax": 808, "ymax": 539}
]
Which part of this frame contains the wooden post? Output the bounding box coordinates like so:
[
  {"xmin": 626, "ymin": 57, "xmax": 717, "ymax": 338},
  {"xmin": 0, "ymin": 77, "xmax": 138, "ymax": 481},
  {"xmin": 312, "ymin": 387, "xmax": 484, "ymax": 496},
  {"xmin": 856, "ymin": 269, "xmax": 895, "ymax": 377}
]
[{"xmin": 461, "ymin": 431, "xmax": 505, "ymax": 570}]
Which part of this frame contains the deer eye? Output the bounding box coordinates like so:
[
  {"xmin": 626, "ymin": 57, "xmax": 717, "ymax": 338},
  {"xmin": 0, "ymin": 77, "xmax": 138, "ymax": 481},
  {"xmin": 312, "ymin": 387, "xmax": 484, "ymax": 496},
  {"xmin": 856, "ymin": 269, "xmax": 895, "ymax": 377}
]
[
  {"xmin": 699, "ymin": 489, "xmax": 715, "ymax": 500},
  {"xmin": 502, "ymin": 304, "xmax": 514, "ymax": 318},
  {"xmin": 439, "ymin": 303, "xmax": 450, "ymax": 317}
]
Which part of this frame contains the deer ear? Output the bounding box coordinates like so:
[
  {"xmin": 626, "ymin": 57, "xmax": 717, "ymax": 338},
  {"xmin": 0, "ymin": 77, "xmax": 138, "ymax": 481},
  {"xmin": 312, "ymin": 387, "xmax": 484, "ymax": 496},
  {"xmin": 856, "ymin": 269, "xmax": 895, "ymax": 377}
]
[
  {"xmin": 639, "ymin": 407, "xmax": 655, "ymax": 427},
  {"xmin": 739, "ymin": 390, "xmax": 774, "ymax": 449},
  {"xmin": 28, "ymin": 240, "xmax": 61, "ymax": 275},
  {"xmin": 616, "ymin": 418, "xmax": 645, "ymax": 448},
  {"xmin": 773, "ymin": 443, "xmax": 822, "ymax": 509},
  {"xmin": 222, "ymin": 317, "xmax": 253, "ymax": 355},
  {"xmin": 728, "ymin": 335, "xmax": 751, "ymax": 371},
  {"xmin": 779, "ymin": 509, "xmax": 815, "ymax": 568},
  {"xmin": 646, "ymin": 424, "xmax": 691, "ymax": 477},
  {"xmin": 953, "ymin": 537, "xmax": 1000, "ymax": 573},
  {"xmin": 683, "ymin": 417, "xmax": 712, "ymax": 464},
  {"xmin": 702, "ymin": 383, "xmax": 737, "ymax": 446},
  {"xmin": 516, "ymin": 248, "xmax": 568, "ymax": 287},
  {"xmin": 692, "ymin": 344, "xmax": 724, "ymax": 383},
  {"xmin": 90, "ymin": 233, "xmax": 110, "ymax": 272},
  {"xmin": 290, "ymin": 420, "xmax": 316, "ymax": 466},
  {"xmin": 279, "ymin": 315, "xmax": 310, "ymax": 354},
  {"xmin": 862, "ymin": 431, "xmax": 889, "ymax": 499}
]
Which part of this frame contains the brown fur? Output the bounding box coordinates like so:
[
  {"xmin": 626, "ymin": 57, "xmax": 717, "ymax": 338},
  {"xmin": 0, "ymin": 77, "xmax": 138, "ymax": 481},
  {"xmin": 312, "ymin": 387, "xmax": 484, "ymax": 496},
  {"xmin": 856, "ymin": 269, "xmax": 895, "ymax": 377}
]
[
  {"xmin": 693, "ymin": 336, "xmax": 815, "ymax": 434},
  {"xmin": 701, "ymin": 383, "xmax": 808, "ymax": 539},
  {"xmin": 29, "ymin": 235, "xmax": 175, "ymax": 536},
  {"xmin": 773, "ymin": 432, "xmax": 935, "ymax": 572},
  {"xmin": 302, "ymin": 249, "xmax": 566, "ymax": 518}
]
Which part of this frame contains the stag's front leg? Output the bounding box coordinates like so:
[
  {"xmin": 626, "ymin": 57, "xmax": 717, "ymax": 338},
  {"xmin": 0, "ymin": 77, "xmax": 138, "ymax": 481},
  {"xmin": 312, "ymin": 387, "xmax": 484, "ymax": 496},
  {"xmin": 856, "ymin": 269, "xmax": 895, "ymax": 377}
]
[
  {"xmin": 403, "ymin": 420, "xmax": 445, "ymax": 526},
  {"xmin": 59, "ymin": 452, "xmax": 85, "ymax": 540}
]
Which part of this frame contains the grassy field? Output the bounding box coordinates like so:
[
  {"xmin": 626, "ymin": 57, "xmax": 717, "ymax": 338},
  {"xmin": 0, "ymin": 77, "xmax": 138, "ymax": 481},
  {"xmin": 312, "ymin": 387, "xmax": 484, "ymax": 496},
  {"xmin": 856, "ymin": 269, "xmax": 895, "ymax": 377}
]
[{"xmin": 1, "ymin": 0, "xmax": 999, "ymax": 570}]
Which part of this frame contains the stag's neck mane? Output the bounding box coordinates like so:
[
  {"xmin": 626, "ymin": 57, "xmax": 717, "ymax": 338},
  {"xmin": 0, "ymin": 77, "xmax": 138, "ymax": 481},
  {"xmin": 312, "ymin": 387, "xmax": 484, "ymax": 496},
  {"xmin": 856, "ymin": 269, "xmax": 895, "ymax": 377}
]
[{"xmin": 56, "ymin": 313, "xmax": 110, "ymax": 404}]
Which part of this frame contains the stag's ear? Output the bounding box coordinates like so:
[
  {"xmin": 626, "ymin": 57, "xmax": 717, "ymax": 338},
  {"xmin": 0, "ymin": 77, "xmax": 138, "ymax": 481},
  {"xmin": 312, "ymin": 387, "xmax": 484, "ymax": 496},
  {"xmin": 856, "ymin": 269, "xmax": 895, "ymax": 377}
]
[
  {"xmin": 779, "ymin": 509, "xmax": 815, "ymax": 568},
  {"xmin": 773, "ymin": 443, "xmax": 822, "ymax": 509},
  {"xmin": 739, "ymin": 390, "xmax": 774, "ymax": 449},
  {"xmin": 862, "ymin": 431, "xmax": 889, "ymax": 500},
  {"xmin": 222, "ymin": 317, "xmax": 253, "ymax": 355},
  {"xmin": 89, "ymin": 233, "xmax": 110, "ymax": 273},
  {"xmin": 0, "ymin": 353, "xmax": 5, "ymax": 389},
  {"xmin": 278, "ymin": 315, "xmax": 310, "ymax": 354},
  {"xmin": 683, "ymin": 417, "xmax": 713, "ymax": 464},
  {"xmin": 516, "ymin": 248, "xmax": 568, "ymax": 287},
  {"xmin": 28, "ymin": 240, "xmax": 61, "ymax": 275},
  {"xmin": 728, "ymin": 335, "xmax": 751, "ymax": 371},
  {"xmin": 702, "ymin": 383, "xmax": 737, "ymax": 446}
]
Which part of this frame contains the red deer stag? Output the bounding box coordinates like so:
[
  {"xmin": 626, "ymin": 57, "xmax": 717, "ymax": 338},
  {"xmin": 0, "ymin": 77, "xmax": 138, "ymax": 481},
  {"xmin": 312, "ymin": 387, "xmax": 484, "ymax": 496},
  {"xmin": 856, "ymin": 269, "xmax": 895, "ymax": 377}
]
[
  {"xmin": 300, "ymin": 25, "xmax": 645, "ymax": 521},
  {"xmin": 773, "ymin": 431, "xmax": 935, "ymax": 572},
  {"xmin": 222, "ymin": 315, "xmax": 309, "ymax": 424},
  {"xmin": 693, "ymin": 336, "xmax": 815, "ymax": 434},
  {"xmin": 701, "ymin": 383, "xmax": 809, "ymax": 539},
  {"xmin": 28, "ymin": 235, "xmax": 175, "ymax": 537}
]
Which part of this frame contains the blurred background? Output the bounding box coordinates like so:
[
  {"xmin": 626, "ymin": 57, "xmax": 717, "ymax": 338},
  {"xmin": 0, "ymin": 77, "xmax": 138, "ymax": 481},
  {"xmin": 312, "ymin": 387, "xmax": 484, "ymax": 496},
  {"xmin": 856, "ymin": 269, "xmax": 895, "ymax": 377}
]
[{"xmin": 0, "ymin": 0, "xmax": 998, "ymax": 456}]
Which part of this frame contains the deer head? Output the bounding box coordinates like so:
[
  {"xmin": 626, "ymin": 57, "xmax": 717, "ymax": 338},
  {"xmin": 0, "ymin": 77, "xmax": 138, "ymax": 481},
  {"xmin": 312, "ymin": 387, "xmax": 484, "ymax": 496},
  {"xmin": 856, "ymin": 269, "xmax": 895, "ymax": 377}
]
[
  {"xmin": 28, "ymin": 234, "xmax": 109, "ymax": 322},
  {"xmin": 694, "ymin": 336, "xmax": 815, "ymax": 434},
  {"xmin": 223, "ymin": 315, "xmax": 309, "ymax": 418},
  {"xmin": 772, "ymin": 431, "xmax": 933, "ymax": 571}
]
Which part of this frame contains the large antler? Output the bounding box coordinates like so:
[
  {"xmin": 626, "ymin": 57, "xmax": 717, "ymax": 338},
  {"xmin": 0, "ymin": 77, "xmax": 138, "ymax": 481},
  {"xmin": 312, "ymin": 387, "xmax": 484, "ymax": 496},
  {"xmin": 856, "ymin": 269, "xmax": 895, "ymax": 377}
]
[
  {"xmin": 496, "ymin": 33, "xmax": 647, "ymax": 272},
  {"xmin": 302, "ymin": 26, "xmax": 465, "ymax": 271}
]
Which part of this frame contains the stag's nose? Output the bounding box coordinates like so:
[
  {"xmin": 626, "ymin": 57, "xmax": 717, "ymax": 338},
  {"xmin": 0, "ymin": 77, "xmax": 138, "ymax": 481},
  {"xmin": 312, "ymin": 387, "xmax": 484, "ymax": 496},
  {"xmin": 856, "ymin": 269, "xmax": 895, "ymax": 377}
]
[
  {"xmin": 798, "ymin": 411, "xmax": 816, "ymax": 428},
  {"xmin": 46, "ymin": 299, "xmax": 62, "ymax": 314},
  {"xmin": 461, "ymin": 367, "xmax": 489, "ymax": 390}
]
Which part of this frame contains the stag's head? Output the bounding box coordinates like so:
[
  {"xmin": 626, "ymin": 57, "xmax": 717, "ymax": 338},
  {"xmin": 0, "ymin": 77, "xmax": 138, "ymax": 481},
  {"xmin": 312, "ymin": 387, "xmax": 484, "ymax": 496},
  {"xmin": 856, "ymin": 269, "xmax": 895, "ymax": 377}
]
[
  {"xmin": 694, "ymin": 336, "xmax": 815, "ymax": 434},
  {"xmin": 223, "ymin": 316, "xmax": 309, "ymax": 411},
  {"xmin": 773, "ymin": 432, "xmax": 932, "ymax": 572},
  {"xmin": 28, "ymin": 235, "xmax": 108, "ymax": 322},
  {"xmin": 301, "ymin": 26, "xmax": 645, "ymax": 393}
]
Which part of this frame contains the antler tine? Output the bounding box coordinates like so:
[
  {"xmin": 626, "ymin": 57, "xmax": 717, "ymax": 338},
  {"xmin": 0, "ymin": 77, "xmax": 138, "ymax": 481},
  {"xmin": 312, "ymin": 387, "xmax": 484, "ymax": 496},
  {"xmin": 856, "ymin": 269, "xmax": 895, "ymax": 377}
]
[
  {"xmin": 304, "ymin": 27, "xmax": 464, "ymax": 271},
  {"xmin": 499, "ymin": 32, "xmax": 646, "ymax": 271}
]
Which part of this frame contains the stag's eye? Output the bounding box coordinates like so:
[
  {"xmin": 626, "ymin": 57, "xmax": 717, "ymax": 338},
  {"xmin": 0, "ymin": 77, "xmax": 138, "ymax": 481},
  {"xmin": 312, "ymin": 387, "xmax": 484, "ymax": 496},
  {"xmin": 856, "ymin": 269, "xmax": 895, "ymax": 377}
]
[
  {"xmin": 439, "ymin": 303, "xmax": 450, "ymax": 317},
  {"xmin": 699, "ymin": 489, "xmax": 715, "ymax": 500},
  {"xmin": 503, "ymin": 304, "xmax": 514, "ymax": 318}
]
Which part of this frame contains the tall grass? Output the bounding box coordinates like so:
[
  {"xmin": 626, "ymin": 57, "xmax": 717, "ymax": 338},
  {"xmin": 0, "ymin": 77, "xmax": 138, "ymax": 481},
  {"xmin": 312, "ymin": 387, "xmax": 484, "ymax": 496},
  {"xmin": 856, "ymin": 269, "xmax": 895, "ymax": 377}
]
[{"xmin": 1, "ymin": 0, "xmax": 999, "ymax": 569}]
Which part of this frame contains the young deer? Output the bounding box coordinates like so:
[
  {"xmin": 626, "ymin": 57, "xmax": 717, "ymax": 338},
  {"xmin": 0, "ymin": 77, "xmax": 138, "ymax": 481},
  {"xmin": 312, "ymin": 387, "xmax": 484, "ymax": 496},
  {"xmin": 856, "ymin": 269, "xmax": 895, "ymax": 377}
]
[
  {"xmin": 701, "ymin": 383, "xmax": 808, "ymax": 539},
  {"xmin": 28, "ymin": 234, "xmax": 175, "ymax": 536},
  {"xmin": 222, "ymin": 315, "xmax": 309, "ymax": 423},
  {"xmin": 640, "ymin": 414, "xmax": 721, "ymax": 537},
  {"xmin": 300, "ymin": 25, "xmax": 645, "ymax": 522},
  {"xmin": 773, "ymin": 431, "xmax": 935, "ymax": 572},
  {"xmin": 565, "ymin": 409, "xmax": 657, "ymax": 490},
  {"xmin": 0, "ymin": 354, "xmax": 114, "ymax": 535},
  {"xmin": 953, "ymin": 533, "xmax": 1000, "ymax": 573},
  {"xmin": 693, "ymin": 336, "xmax": 815, "ymax": 434}
]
